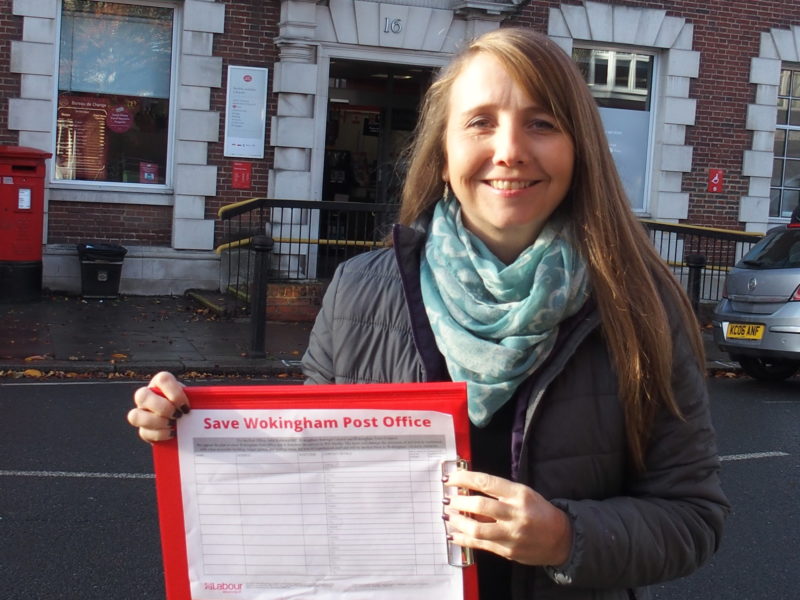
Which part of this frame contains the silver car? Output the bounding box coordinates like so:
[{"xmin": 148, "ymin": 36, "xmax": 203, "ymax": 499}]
[{"xmin": 713, "ymin": 224, "xmax": 800, "ymax": 380}]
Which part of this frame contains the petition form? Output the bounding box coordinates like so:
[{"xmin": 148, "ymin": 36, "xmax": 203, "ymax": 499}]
[{"xmin": 176, "ymin": 408, "xmax": 464, "ymax": 600}]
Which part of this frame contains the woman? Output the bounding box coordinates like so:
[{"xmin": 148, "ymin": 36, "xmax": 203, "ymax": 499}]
[{"xmin": 130, "ymin": 28, "xmax": 728, "ymax": 599}]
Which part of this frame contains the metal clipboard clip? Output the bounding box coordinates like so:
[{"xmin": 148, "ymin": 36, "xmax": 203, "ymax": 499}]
[{"xmin": 441, "ymin": 457, "xmax": 474, "ymax": 567}]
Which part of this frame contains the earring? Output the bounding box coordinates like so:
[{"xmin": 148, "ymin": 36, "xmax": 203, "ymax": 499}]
[{"xmin": 442, "ymin": 181, "xmax": 451, "ymax": 202}]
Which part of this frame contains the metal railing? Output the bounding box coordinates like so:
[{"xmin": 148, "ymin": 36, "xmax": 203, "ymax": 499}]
[
  {"xmin": 216, "ymin": 199, "xmax": 767, "ymax": 316},
  {"xmin": 217, "ymin": 198, "xmax": 398, "ymax": 307},
  {"xmin": 641, "ymin": 219, "xmax": 764, "ymax": 305}
]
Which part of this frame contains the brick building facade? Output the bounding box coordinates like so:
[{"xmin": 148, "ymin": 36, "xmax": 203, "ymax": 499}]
[{"xmin": 2, "ymin": 0, "xmax": 799, "ymax": 295}]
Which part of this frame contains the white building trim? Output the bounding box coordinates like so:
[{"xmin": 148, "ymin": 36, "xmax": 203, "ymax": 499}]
[
  {"xmin": 270, "ymin": 0, "xmax": 512, "ymax": 205},
  {"xmin": 268, "ymin": 0, "xmax": 512, "ymax": 277},
  {"xmin": 9, "ymin": 0, "xmax": 225, "ymax": 293},
  {"xmin": 742, "ymin": 26, "xmax": 800, "ymax": 233},
  {"xmin": 548, "ymin": 1, "xmax": 699, "ymax": 221}
]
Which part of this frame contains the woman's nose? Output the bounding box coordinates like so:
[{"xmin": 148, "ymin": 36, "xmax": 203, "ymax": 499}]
[{"xmin": 492, "ymin": 124, "xmax": 528, "ymax": 166}]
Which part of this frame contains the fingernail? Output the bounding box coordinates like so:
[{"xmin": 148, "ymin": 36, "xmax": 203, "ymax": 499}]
[
  {"xmin": 442, "ymin": 513, "xmax": 449, "ymax": 521},
  {"xmin": 442, "ymin": 497, "xmax": 451, "ymax": 505},
  {"xmin": 168, "ymin": 429, "xmax": 176, "ymax": 438},
  {"xmin": 181, "ymin": 405, "xmax": 191, "ymax": 414},
  {"xmin": 168, "ymin": 419, "xmax": 177, "ymax": 427},
  {"xmin": 446, "ymin": 534, "xmax": 454, "ymax": 541},
  {"xmin": 441, "ymin": 475, "xmax": 449, "ymax": 483},
  {"xmin": 172, "ymin": 410, "xmax": 183, "ymax": 420}
]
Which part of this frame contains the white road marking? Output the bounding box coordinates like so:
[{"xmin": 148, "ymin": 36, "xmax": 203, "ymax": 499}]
[
  {"xmin": 0, "ymin": 469, "xmax": 153, "ymax": 479},
  {"xmin": 709, "ymin": 360, "xmax": 740, "ymax": 369},
  {"xmin": 719, "ymin": 451, "xmax": 790, "ymax": 462}
]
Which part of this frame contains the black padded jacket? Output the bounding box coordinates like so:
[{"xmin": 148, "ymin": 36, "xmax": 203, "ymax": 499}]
[{"xmin": 302, "ymin": 222, "xmax": 730, "ymax": 600}]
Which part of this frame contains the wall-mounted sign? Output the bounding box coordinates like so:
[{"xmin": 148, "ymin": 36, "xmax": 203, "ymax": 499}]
[
  {"xmin": 231, "ymin": 161, "xmax": 252, "ymax": 189},
  {"xmin": 224, "ymin": 66, "xmax": 269, "ymax": 159},
  {"xmin": 708, "ymin": 169, "xmax": 724, "ymax": 193}
]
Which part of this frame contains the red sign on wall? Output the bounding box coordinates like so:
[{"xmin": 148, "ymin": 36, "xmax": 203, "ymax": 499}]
[
  {"xmin": 232, "ymin": 162, "xmax": 252, "ymax": 189},
  {"xmin": 708, "ymin": 169, "xmax": 724, "ymax": 193}
]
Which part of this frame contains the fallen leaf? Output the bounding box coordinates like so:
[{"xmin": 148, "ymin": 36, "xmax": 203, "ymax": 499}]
[
  {"xmin": 112, "ymin": 353, "xmax": 128, "ymax": 359},
  {"xmin": 23, "ymin": 369, "xmax": 44, "ymax": 378},
  {"xmin": 713, "ymin": 370, "xmax": 740, "ymax": 378},
  {"xmin": 24, "ymin": 355, "xmax": 46, "ymax": 361}
]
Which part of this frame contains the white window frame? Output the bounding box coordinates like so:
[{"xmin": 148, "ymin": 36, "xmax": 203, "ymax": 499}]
[
  {"xmin": 573, "ymin": 43, "xmax": 659, "ymax": 213},
  {"xmin": 548, "ymin": 2, "xmax": 700, "ymax": 223},
  {"xmin": 51, "ymin": 0, "xmax": 180, "ymax": 192},
  {"xmin": 771, "ymin": 66, "xmax": 800, "ymax": 219},
  {"xmin": 741, "ymin": 27, "xmax": 800, "ymax": 232},
  {"xmin": 582, "ymin": 48, "xmax": 654, "ymax": 106}
]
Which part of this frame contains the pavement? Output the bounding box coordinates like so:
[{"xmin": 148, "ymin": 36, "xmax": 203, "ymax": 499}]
[
  {"xmin": 0, "ymin": 293, "xmax": 312, "ymax": 379},
  {"xmin": 0, "ymin": 293, "xmax": 738, "ymax": 380}
]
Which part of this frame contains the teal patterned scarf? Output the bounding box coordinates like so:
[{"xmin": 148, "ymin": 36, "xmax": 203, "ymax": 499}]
[{"xmin": 420, "ymin": 198, "xmax": 590, "ymax": 427}]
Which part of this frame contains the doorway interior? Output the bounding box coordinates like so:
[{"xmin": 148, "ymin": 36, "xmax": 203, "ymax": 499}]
[
  {"xmin": 312, "ymin": 59, "xmax": 435, "ymax": 277},
  {"xmin": 324, "ymin": 59, "xmax": 435, "ymax": 206}
]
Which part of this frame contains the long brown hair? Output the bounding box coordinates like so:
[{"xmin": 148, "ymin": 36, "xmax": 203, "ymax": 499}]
[{"xmin": 399, "ymin": 27, "xmax": 704, "ymax": 471}]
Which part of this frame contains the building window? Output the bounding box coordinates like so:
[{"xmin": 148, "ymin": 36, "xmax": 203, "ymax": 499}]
[
  {"xmin": 573, "ymin": 48, "xmax": 655, "ymax": 210},
  {"xmin": 55, "ymin": 0, "xmax": 175, "ymax": 185},
  {"xmin": 772, "ymin": 67, "xmax": 800, "ymax": 219},
  {"xmin": 573, "ymin": 48, "xmax": 653, "ymax": 111}
]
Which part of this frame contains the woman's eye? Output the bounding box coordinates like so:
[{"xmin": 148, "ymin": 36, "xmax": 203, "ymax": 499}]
[
  {"xmin": 467, "ymin": 118, "xmax": 492, "ymax": 129},
  {"xmin": 530, "ymin": 119, "xmax": 556, "ymax": 131}
]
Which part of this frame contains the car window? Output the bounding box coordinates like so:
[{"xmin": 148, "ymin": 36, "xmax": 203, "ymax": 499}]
[{"xmin": 738, "ymin": 228, "xmax": 800, "ymax": 269}]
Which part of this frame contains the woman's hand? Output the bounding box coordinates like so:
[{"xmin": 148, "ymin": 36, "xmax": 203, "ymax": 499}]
[
  {"xmin": 127, "ymin": 371, "xmax": 190, "ymax": 443},
  {"xmin": 443, "ymin": 469, "xmax": 572, "ymax": 567}
]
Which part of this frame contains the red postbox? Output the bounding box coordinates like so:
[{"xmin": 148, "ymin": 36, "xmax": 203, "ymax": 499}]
[{"xmin": 0, "ymin": 146, "xmax": 52, "ymax": 303}]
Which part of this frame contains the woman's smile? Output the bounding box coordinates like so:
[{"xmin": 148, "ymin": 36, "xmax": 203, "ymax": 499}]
[{"xmin": 485, "ymin": 179, "xmax": 537, "ymax": 190}]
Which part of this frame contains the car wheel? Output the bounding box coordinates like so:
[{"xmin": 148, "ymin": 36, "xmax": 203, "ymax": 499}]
[{"xmin": 737, "ymin": 357, "xmax": 800, "ymax": 381}]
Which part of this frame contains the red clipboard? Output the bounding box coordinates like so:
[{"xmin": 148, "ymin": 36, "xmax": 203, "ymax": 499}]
[{"xmin": 152, "ymin": 382, "xmax": 478, "ymax": 600}]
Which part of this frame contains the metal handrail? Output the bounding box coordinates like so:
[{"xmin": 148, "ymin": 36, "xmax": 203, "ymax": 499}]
[
  {"xmin": 218, "ymin": 197, "xmax": 396, "ymax": 219},
  {"xmin": 216, "ymin": 200, "xmax": 768, "ymax": 312},
  {"xmin": 216, "ymin": 198, "xmax": 398, "ymax": 310},
  {"xmin": 640, "ymin": 218, "xmax": 763, "ymax": 240},
  {"xmin": 642, "ymin": 219, "xmax": 764, "ymax": 304}
]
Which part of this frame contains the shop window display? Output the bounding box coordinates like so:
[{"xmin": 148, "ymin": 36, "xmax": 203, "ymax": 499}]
[{"xmin": 55, "ymin": 0, "xmax": 174, "ymax": 185}]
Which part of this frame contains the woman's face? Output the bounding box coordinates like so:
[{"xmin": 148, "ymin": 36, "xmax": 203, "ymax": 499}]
[{"xmin": 443, "ymin": 52, "xmax": 575, "ymax": 263}]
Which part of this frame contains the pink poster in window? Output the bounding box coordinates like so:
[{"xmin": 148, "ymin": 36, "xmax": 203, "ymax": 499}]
[
  {"xmin": 140, "ymin": 162, "xmax": 159, "ymax": 184},
  {"xmin": 107, "ymin": 105, "xmax": 134, "ymax": 133}
]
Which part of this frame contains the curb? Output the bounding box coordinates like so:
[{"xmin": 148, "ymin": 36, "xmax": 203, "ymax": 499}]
[
  {"xmin": 1, "ymin": 360, "xmax": 736, "ymax": 379},
  {"xmin": 0, "ymin": 359, "xmax": 306, "ymax": 379}
]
